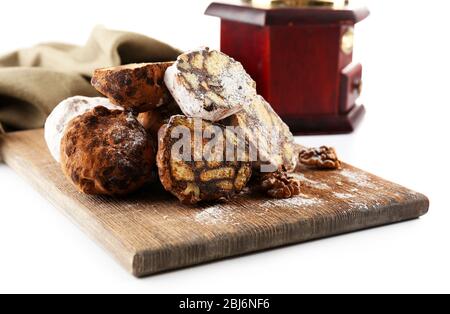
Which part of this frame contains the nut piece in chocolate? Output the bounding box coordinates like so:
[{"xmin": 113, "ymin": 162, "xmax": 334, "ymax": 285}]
[
  {"xmin": 61, "ymin": 106, "xmax": 156, "ymax": 196},
  {"xmin": 157, "ymin": 115, "xmax": 252, "ymax": 205}
]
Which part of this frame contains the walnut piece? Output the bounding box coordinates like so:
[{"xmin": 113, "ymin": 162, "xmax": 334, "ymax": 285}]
[
  {"xmin": 259, "ymin": 170, "xmax": 301, "ymax": 199},
  {"xmin": 299, "ymin": 146, "xmax": 341, "ymax": 170}
]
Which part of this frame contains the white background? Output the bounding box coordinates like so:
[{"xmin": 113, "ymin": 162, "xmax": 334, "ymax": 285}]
[{"xmin": 0, "ymin": 0, "xmax": 449, "ymax": 294}]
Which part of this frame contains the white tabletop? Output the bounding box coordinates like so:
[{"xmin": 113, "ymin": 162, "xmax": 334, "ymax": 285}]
[{"xmin": 0, "ymin": 0, "xmax": 449, "ymax": 293}]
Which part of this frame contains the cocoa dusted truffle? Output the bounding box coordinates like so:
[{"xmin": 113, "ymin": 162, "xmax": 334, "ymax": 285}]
[{"xmin": 60, "ymin": 106, "xmax": 155, "ymax": 196}]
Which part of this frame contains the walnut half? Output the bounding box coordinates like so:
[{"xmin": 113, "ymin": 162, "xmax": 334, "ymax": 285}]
[
  {"xmin": 258, "ymin": 170, "xmax": 301, "ymax": 199},
  {"xmin": 299, "ymin": 146, "xmax": 341, "ymax": 170}
]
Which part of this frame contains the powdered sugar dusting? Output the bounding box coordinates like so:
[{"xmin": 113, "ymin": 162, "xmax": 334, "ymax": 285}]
[
  {"xmin": 331, "ymin": 191, "xmax": 375, "ymax": 211},
  {"xmin": 350, "ymin": 202, "xmax": 370, "ymax": 211},
  {"xmin": 111, "ymin": 115, "xmax": 147, "ymax": 152},
  {"xmin": 165, "ymin": 47, "xmax": 256, "ymax": 122},
  {"xmin": 340, "ymin": 169, "xmax": 377, "ymax": 189},
  {"xmin": 334, "ymin": 192, "xmax": 354, "ymax": 199},
  {"xmin": 292, "ymin": 173, "xmax": 331, "ymax": 190},
  {"xmin": 218, "ymin": 59, "xmax": 256, "ymax": 110},
  {"xmin": 262, "ymin": 194, "xmax": 323, "ymax": 209},
  {"xmin": 195, "ymin": 205, "xmax": 234, "ymax": 225}
]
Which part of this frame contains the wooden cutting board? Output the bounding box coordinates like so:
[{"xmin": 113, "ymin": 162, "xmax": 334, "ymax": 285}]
[{"xmin": 0, "ymin": 129, "xmax": 429, "ymax": 277}]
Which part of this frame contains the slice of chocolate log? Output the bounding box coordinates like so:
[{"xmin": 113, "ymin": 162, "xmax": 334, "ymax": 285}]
[
  {"xmin": 157, "ymin": 115, "xmax": 252, "ymax": 205},
  {"xmin": 91, "ymin": 62, "xmax": 174, "ymax": 112},
  {"xmin": 164, "ymin": 48, "xmax": 257, "ymax": 122},
  {"xmin": 222, "ymin": 95, "xmax": 299, "ymax": 173}
]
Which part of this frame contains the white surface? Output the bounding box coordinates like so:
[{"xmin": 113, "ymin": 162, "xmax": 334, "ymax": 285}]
[{"xmin": 0, "ymin": 0, "xmax": 449, "ymax": 294}]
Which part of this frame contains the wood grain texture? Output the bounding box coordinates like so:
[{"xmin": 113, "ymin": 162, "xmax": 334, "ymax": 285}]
[{"xmin": 0, "ymin": 129, "xmax": 429, "ymax": 277}]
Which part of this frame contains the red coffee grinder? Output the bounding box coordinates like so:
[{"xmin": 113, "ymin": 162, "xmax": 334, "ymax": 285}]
[{"xmin": 206, "ymin": 0, "xmax": 369, "ymax": 134}]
